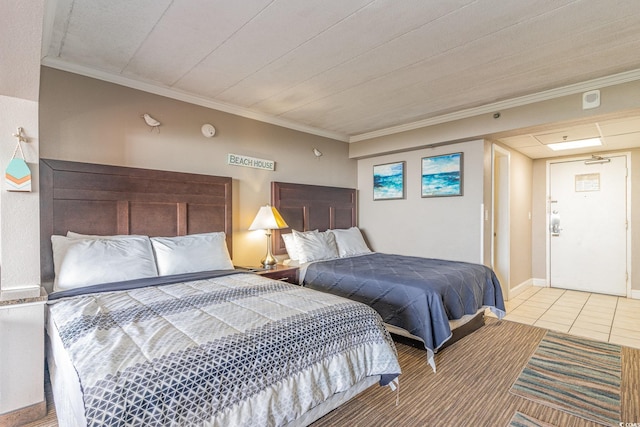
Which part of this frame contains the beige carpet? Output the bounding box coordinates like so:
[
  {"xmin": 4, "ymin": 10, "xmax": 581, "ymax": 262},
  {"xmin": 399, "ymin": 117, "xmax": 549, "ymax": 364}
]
[
  {"xmin": 311, "ymin": 319, "xmax": 639, "ymax": 427},
  {"xmin": 23, "ymin": 319, "xmax": 640, "ymax": 426}
]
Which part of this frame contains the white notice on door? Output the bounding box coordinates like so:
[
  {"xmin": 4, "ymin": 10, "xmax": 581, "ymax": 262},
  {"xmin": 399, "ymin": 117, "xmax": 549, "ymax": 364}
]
[{"xmin": 575, "ymin": 173, "xmax": 600, "ymax": 192}]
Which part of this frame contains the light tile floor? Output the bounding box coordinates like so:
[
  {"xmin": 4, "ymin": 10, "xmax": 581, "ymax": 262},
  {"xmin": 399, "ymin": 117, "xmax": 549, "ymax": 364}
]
[{"xmin": 492, "ymin": 286, "xmax": 640, "ymax": 349}]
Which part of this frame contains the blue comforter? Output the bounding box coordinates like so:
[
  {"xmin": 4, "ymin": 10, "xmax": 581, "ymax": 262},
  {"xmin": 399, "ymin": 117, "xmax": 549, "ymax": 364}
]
[{"xmin": 302, "ymin": 253, "xmax": 506, "ymax": 370}]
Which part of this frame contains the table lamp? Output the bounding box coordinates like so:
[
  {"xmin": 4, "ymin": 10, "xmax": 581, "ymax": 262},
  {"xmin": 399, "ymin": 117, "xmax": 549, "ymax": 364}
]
[{"xmin": 249, "ymin": 205, "xmax": 289, "ymax": 268}]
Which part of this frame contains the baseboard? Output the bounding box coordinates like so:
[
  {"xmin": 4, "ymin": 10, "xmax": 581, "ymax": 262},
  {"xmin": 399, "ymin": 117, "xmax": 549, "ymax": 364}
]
[
  {"xmin": 508, "ymin": 279, "xmax": 534, "ymax": 300},
  {"xmin": 532, "ymin": 278, "xmax": 547, "ymax": 287},
  {"xmin": 510, "ymin": 279, "xmax": 638, "ymax": 299},
  {"xmin": 527, "ymin": 281, "xmax": 638, "ymax": 299},
  {"xmin": 0, "ymin": 400, "xmax": 46, "ymax": 427}
]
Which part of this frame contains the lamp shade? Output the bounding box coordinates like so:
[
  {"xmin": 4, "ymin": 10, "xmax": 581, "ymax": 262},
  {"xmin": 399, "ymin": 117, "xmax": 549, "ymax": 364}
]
[{"xmin": 248, "ymin": 205, "xmax": 289, "ymax": 230}]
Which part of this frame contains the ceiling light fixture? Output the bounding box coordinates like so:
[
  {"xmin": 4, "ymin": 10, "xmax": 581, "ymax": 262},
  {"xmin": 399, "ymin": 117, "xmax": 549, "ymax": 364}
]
[{"xmin": 547, "ymin": 137, "xmax": 602, "ymax": 151}]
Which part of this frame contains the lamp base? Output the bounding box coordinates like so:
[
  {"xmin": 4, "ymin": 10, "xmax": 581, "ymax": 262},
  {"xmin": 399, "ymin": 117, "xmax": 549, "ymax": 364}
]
[
  {"xmin": 260, "ymin": 256, "xmax": 278, "ymax": 269},
  {"xmin": 260, "ymin": 230, "xmax": 278, "ymax": 268}
]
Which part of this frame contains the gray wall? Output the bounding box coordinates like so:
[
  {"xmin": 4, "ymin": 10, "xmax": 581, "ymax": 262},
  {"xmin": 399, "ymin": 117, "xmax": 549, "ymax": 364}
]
[
  {"xmin": 357, "ymin": 138, "xmax": 534, "ymax": 296},
  {"xmin": 357, "ymin": 140, "xmax": 486, "ymax": 264},
  {"xmin": 39, "ymin": 67, "xmax": 356, "ymax": 266}
]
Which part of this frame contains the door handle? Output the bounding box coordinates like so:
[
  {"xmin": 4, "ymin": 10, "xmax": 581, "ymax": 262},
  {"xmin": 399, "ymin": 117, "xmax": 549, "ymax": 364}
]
[{"xmin": 550, "ymin": 210, "xmax": 561, "ymax": 236}]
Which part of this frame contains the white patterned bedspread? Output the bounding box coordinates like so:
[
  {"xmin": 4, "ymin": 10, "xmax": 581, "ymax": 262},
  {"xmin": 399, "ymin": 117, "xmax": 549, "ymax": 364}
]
[{"xmin": 48, "ymin": 272, "xmax": 400, "ymax": 426}]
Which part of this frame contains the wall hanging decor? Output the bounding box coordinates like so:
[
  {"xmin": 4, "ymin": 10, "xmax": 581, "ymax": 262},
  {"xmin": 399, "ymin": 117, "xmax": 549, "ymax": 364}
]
[
  {"xmin": 201, "ymin": 123, "xmax": 216, "ymax": 137},
  {"xmin": 421, "ymin": 152, "xmax": 463, "ymax": 197},
  {"xmin": 142, "ymin": 113, "xmax": 161, "ymax": 132},
  {"xmin": 5, "ymin": 127, "xmax": 32, "ymax": 192},
  {"xmin": 227, "ymin": 153, "xmax": 275, "ymax": 171},
  {"xmin": 373, "ymin": 161, "xmax": 405, "ymax": 200}
]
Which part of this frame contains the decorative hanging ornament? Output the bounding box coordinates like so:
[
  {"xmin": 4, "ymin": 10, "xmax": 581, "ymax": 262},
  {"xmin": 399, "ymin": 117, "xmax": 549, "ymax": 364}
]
[{"xmin": 5, "ymin": 127, "xmax": 31, "ymax": 192}]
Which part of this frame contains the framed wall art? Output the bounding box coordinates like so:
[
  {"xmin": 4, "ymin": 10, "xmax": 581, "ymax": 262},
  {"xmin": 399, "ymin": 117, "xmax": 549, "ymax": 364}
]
[
  {"xmin": 373, "ymin": 161, "xmax": 405, "ymax": 200},
  {"xmin": 421, "ymin": 152, "xmax": 463, "ymax": 197}
]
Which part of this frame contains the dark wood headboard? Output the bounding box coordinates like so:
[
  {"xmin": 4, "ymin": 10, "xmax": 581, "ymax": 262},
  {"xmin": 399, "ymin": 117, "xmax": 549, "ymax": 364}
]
[
  {"xmin": 40, "ymin": 159, "xmax": 232, "ymax": 282},
  {"xmin": 270, "ymin": 181, "xmax": 356, "ymax": 255}
]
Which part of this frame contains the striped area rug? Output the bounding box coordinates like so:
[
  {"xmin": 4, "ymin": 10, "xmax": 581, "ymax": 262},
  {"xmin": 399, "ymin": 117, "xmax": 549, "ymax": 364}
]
[
  {"xmin": 510, "ymin": 330, "xmax": 621, "ymax": 426},
  {"xmin": 508, "ymin": 411, "xmax": 557, "ymax": 427}
]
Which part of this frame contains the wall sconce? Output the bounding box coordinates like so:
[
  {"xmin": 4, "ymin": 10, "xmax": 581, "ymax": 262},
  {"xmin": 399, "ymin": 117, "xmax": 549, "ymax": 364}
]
[{"xmin": 248, "ymin": 205, "xmax": 289, "ymax": 268}]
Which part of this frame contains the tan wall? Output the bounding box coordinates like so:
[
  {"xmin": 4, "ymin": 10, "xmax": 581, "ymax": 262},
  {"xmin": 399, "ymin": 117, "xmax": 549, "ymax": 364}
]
[
  {"xmin": 531, "ymin": 160, "xmax": 548, "ymax": 281},
  {"xmin": 633, "ymin": 151, "xmax": 640, "ymax": 292},
  {"xmin": 508, "ymin": 148, "xmax": 533, "ymax": 289},
  {"xmin": 482, "ymin": 140, "xmax": 493, "ymax": 265},
  {"xmin": 357, "ymin": 140, "xmax": 486, "ymax": 264},
  {"xmin": 39, "ymin": 68, "xmax": 356, "ymax": 266},
  {"xmin": 532, "ymin": 149, "xmax": 639, "ymax": 292},
  {"xmin": 38, "ymin": 68, "xmax": 640, "ymax": 292}
]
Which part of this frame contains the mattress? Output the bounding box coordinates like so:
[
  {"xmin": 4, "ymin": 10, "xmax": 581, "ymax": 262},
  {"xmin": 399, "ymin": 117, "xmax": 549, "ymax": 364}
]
[{"xmin": 46, "ymin": 271, "xmax": 400, "ymax": 426}]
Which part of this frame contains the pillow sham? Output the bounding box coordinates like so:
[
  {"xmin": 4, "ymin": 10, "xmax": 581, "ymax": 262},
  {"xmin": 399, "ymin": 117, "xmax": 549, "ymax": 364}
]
[
  {"xmin": 281, "ymin": 229, "xmax": 318, "ymax": 261},
  {"xmin": 66, "ymin": 231, "xmax": 147, "ymax": 240},
  {"xmin": 330, "ymin": 227, "xmax": 372, "ymax": 257},
  {"xmin": 52, "ymin": 235, "xmax": 159, "ymax": 292},
  {"xmin": 150, "ymin": 232, "xmax": 234, "ymax": 276},
  {"xmin": 292, "ymin": 229, "xmax": 339, "ymax": 263},
  {"xmin": 281, "ymin": 233, "xmax": 299, "ymax": 261}
]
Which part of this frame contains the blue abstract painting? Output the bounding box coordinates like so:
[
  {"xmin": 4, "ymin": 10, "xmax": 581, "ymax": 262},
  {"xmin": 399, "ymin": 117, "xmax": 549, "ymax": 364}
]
[
  {"xmin": 421, "ymin": 153, "xmax": 463, "ymax": 197},
  {"xmin": 373, "ymin": 161, "xmax": 405, "ymax": 200}
]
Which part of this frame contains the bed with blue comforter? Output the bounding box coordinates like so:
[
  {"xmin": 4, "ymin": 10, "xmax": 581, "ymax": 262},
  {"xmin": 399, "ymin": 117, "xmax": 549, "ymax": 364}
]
[
  {"xmin": 300, "ymin": 253, "xmax": 506, "ymax": 371},
  {"xmin": 47, "ymin": 271, "xmax": 401, "ymax": 426}
]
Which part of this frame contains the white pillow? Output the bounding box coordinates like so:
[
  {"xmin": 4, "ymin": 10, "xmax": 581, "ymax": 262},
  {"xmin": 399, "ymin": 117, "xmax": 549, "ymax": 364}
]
[
  {"xmin": 52, "ymin": 235, "xmax": 159, "ymax": 292},
  {"xmin": 151, "ymin": 232, "xmax": 234, "ymax": 276},
  {"xmin": 281, "ymin": 233, "xmax": 299, "ymax": 261},
  {"xmin": 330, "ymin": 227, "xmax": 372, "ymax": 257},
  {"xmin": 66, "ymin": 231, "xmax": 147, "ymax": 239},
  {"xmin": 292, "ymin": 229, "xmax": 339, "ymax": 263},
  {"xmin": 281, "ymin": 230, "xmax": 318, "ymax": 261}
]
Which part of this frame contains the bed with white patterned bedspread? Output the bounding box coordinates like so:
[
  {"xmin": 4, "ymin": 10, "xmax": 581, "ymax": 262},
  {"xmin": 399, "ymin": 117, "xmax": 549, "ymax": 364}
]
[{"xmin": 47, "ymin": 271, "xmax": 400, "ymax": 426}]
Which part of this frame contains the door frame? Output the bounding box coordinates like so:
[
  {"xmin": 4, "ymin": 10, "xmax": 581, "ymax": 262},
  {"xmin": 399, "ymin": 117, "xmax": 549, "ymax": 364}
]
[
  {"xmin": 545, "ymin": 152, "xmax": 632, "ymax": 297},
  {"xmin": 492, "ymin": 144, "xmax": 510, "ymax": 300}
]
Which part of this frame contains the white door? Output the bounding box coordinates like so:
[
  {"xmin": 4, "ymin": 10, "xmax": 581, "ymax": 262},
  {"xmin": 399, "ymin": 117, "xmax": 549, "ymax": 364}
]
[{"xmin": 548, "ymin": 155, "xmax": 628, "ymax": 296}]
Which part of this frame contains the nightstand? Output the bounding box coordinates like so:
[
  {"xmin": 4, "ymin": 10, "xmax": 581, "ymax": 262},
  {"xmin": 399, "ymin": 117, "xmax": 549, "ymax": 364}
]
[{"xmin": 243, "ymin": 264, "xmax": 299, "ymax": 284}]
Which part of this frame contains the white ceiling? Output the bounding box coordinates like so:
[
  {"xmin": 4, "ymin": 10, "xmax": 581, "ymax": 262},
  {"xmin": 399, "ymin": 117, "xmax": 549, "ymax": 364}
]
[
  {"xmin": 41, "ymin": 0, "xmax": 640, "ymax": 157},
  {"xmin": 494, "ymin": 113, "xmax": 640, "ymax": 159}
]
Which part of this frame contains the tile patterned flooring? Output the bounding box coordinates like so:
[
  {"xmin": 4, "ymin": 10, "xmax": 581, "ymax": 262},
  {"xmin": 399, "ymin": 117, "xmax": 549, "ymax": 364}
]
[{"xmin": 493, "ymin": 286, "xmax": 640, "ymax": 349}]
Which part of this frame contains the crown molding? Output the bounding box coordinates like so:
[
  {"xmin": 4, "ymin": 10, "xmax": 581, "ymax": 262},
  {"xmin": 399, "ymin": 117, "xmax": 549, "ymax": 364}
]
[
  {"xmin": 41, "ymin": 57, "xmax": 640, "ymax": 145},
  {"xmin": 40, "ymin": 57, "xmax": 350, "ymax": 142},
  {"xmin": 349, "ymin": 68, "xmax": 640, "ymax": 143}
]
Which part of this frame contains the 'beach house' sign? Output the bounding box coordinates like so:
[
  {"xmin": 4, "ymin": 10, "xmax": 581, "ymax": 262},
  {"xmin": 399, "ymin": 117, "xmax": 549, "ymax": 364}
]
[{"xmin": 227, "ymin": 153, "xmax": 275, "ymax": 171}]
